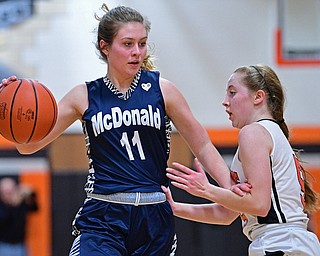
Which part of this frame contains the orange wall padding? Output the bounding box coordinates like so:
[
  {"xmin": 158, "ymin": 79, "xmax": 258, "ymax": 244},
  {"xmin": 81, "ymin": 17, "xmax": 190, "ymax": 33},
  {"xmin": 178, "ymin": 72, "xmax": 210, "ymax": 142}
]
[
  {"xmin": 207, "ymin": 126, "xmax": 320, "ymax": 146},
  {"xmin": 1, "ymin": 126, "xmax": 319, "ymax": 149},
  {"xmin": 290, "ymin": 127, "xmax": 320, "ymax": 145},
  {"xmin": 206, "ymin": 127, "xmax": 239, "ymax": 147},
  {"xmin": 20, "ymin": 171, "xmax": 51, "ymax": 256}
]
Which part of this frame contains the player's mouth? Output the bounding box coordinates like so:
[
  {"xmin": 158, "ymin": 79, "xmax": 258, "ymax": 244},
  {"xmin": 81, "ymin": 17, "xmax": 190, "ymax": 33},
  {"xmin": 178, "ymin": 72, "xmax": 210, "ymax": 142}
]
[
  {"xmin": 226, "ymin": 110, "xmax": 232, "ymax": 120},
  {"xmin": 128, "ymin": 60, "xmax": 140, "ymax": 66}
]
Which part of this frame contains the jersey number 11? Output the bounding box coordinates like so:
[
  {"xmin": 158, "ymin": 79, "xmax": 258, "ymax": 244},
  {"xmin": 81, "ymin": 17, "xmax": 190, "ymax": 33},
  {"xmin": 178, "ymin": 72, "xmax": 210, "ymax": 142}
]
[{"xmin": 120, "ymin": 131, "xmax": 146, "ymax": 160}]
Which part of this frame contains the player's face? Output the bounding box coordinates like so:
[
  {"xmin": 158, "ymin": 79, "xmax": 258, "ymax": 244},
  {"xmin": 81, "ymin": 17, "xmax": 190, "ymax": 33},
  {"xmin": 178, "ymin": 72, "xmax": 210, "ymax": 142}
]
[
  {"xmin": 104, "ymin": 22, "xmax": 148, "ymax": 77},
  {"xmin": 222, "ymin": 72, "xmax": 256, "ymax": 129}
]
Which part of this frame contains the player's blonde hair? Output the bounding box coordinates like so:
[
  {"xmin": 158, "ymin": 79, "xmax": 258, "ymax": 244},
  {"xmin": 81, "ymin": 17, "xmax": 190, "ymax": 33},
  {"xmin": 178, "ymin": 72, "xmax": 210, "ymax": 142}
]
[{"xmin": 94, "ymin": 4, "xmax": 155, "ymax": 71}]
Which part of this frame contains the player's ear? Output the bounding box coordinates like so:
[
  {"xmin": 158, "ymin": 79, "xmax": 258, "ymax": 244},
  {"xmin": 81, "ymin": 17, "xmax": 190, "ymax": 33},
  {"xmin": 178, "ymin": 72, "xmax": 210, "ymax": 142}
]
[
  {"xmin": 99, "ymin": 40, "xmax": 110, "ymax": 57},
  {"xmin": 253, "ymin": 89, "xmax": 265, "ymax": 105}
]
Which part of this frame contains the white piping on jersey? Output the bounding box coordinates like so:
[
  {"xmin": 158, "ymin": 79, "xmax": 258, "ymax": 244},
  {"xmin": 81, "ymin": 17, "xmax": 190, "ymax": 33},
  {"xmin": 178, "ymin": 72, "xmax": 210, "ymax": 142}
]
[
  {"xmin": 271, "ymin": 191, "xmax": 285, "ymax": 223},
  {"xmin": 103, "ymin": 70, "xmax": 141, "ymax": 100}
]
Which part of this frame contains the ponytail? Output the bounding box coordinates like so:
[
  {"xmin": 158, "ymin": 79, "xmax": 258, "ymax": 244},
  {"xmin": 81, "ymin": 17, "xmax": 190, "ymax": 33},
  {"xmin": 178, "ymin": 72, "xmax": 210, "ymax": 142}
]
[{"xmin": 295, "ymin": 150, "xmax": 319, "ymax": 213}]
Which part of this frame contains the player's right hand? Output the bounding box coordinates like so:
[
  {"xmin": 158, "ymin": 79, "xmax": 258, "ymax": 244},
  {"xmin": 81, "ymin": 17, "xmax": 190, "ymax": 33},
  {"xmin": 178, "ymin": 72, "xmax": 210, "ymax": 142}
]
[{"xmin": 0, "ymin": 76, "xmax": 17, "ymax": 90}]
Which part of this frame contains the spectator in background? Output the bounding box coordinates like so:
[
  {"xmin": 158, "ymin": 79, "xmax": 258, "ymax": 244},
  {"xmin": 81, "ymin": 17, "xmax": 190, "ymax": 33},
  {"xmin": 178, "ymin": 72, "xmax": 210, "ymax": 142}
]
[{"xmin": 0, "ymin": 177, "xmax": 38, "ymax": 256}]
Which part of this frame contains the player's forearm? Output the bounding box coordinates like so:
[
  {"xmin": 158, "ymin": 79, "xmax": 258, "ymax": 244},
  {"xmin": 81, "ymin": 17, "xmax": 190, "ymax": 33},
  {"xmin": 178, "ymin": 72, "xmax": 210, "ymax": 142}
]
[
  {"xmin": 197, "ymin": 142, "xmax": 232, "ymax": 189},
  {"xmin": 172, "ymin": 201, "xmax": 238, "ymax": 225},
  {"xmin": 202, "ymin": 184, "xmax": 270, "ymax": 217}
]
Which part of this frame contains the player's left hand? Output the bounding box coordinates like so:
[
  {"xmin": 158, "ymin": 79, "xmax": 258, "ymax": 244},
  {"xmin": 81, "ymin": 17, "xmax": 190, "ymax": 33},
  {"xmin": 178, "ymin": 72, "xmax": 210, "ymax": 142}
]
[
  {"xmin": 231, "ymin": 180, "xmax": 252, "ymax": 196},
  {"xmin": 161, "ymin": 185, "xmax": 175, "ymax": 207}
]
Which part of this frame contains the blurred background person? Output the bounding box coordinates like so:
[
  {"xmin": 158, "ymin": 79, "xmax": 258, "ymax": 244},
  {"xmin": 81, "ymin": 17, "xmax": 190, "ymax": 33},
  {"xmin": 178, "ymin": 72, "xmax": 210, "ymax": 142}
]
[{"xmin": 0, "ymin": 177, "xmax": 38, "ymax": 256}]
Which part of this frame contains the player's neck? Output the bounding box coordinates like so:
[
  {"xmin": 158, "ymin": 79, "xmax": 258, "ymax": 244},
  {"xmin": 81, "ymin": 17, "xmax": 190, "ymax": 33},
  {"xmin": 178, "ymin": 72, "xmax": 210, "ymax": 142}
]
[{"xmin": 107, "ymin": 72, "xmax": 134, "ymax": 92}]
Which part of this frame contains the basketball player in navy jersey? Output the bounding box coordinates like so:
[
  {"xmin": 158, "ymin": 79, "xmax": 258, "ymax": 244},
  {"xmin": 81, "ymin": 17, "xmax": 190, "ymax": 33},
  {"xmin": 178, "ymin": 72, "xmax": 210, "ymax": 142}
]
[
  {"xmin": 163, "ymin": 65, "xmax": 320, "ymax": 255},
  {"xmin": 1, "ymin": 4, "xmax": 249, "ymax": 255}
]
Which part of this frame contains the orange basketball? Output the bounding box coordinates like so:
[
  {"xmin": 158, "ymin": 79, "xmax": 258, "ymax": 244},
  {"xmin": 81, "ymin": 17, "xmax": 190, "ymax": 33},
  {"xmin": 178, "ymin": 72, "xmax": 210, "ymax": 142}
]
[{"xmin": 0, "ymin": 79, "xmax": 58, "ymax": 144}]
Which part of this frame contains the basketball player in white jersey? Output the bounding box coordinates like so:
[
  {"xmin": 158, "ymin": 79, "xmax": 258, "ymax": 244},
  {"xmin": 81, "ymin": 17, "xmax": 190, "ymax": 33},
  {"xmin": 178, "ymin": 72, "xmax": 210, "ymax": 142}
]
[{"xmin": 163, "ymin": 65, "xmax": 320, "ymax": 255}]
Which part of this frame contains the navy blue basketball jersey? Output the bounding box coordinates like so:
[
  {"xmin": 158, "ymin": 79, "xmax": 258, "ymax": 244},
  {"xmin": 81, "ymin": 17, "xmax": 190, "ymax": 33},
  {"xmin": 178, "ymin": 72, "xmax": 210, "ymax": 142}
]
[{"xmin": 82, "ymin": 70, "xmax": 172, "ymax": 195}]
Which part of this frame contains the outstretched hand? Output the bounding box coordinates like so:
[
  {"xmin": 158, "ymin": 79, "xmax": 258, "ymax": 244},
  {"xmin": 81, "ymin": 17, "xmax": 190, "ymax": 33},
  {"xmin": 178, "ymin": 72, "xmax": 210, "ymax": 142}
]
[
  {"xmin": 166, "ymin": 158, "xmax": 211, "ymax": 199},
  {"xmin": 166, "ymin": 158, "xmax": 252, "ymax": 199}
]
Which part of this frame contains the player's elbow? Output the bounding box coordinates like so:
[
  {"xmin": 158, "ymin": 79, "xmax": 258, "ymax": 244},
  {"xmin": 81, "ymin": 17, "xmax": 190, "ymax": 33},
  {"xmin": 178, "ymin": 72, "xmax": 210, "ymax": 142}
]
[
  {"xmin": 253, "ymin": 200, "xmax": 271, "ymax": 217},
  {"xmin": 255, "ymin": 208, "xmax": 269, "ymax": 217},
  {"xmin": 218, "ymin": 209, "xmax": 238, "ymax": 225}
]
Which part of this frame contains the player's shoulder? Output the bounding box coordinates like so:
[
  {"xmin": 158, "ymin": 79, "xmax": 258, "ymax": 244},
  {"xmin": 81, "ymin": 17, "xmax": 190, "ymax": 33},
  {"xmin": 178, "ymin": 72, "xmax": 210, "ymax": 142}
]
[
  {"xmin": 239, "ymin": 122, "xmax": 269, "ymax": 142},
  {"xmin": 70, "ymin": 83, "xmax": 87, "ymax": 96},
  {"xmin": 159, "ymin": 78, "xmax": 184, "ymax": 106},
  {"xmin": 159, "ymin": 77, "xmax": 177, "ymax": 92},
  {"xmin": 63, "ymin": 84, "xmax": 87, "ymax": 108}
]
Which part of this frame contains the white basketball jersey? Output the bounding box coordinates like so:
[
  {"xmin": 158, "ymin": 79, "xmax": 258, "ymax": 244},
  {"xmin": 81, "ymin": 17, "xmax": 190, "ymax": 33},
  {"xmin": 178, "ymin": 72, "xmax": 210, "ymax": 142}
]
[{"xmin": 230, "ymin": 119, "xmax": 309, "ymax": 240}]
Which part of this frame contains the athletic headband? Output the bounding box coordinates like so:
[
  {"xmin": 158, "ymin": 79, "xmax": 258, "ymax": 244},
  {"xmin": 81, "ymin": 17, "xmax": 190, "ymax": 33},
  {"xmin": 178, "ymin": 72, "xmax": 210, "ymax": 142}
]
[
  {"xmin": 250, "ymin": 65, "xmax": 273, "ymax": 98},
  {"xmin": 250, "ymin": 66, "xmax": 285, "ymax": 124}
]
